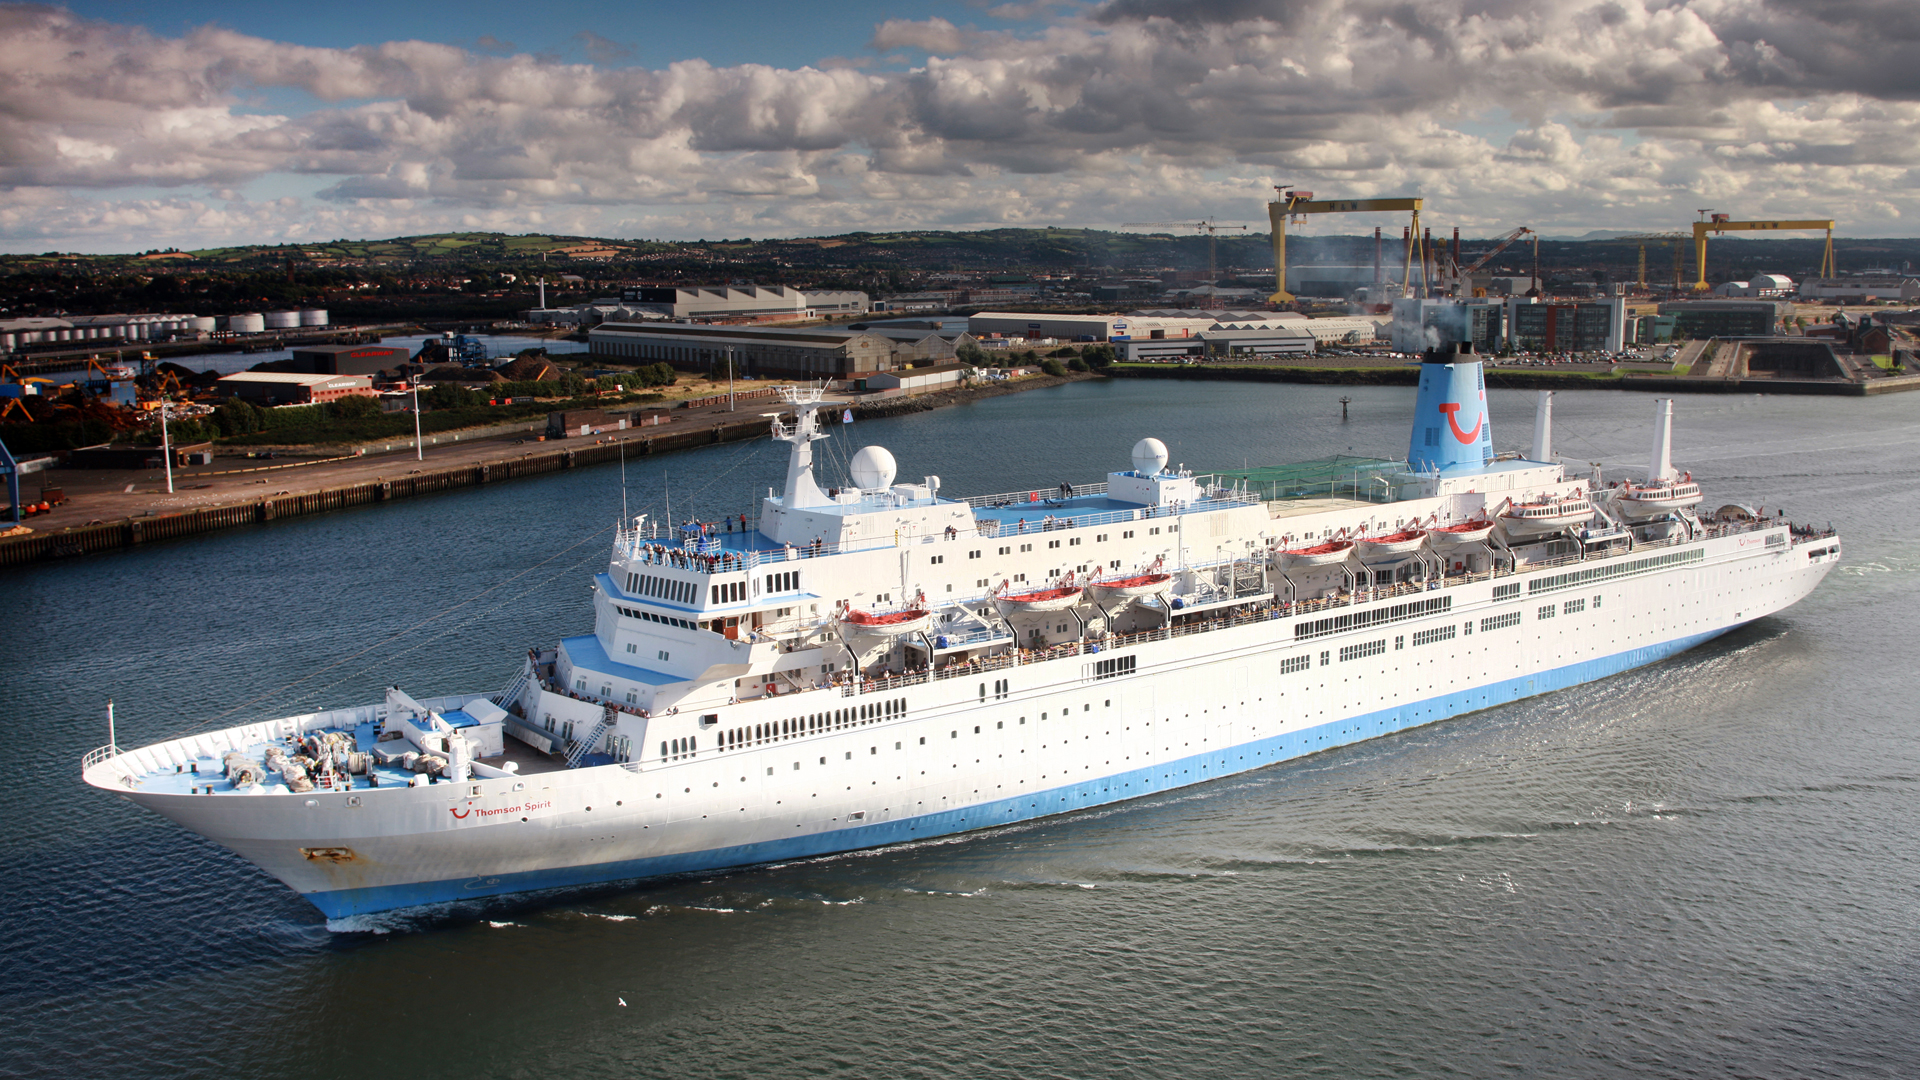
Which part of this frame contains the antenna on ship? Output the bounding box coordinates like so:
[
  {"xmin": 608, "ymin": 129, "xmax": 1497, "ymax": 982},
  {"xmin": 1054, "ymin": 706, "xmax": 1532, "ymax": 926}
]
[
  {"xmin": 619, "ymin": 436, "xmax": 628, "ymax": 528},
  {"xmin": 106, "ymin": 699, "xmax": 117, "ymax": 756}
]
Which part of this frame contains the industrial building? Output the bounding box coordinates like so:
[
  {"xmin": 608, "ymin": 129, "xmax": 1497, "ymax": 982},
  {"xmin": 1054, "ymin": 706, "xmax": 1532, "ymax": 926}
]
[
  {"xmin": 1657, "ymin": 300, "xmax": 1785, "ymax": 340},
  {"xmin": 863, "ymin": 363, "xmax": 968, "ymax": 392},
  {"xmin": 1504, "ymin": 297, "xmax": 1629, "ymax": 354},
  {"xmin": 617, "ymin": 286, "xmax": 869, "ymax": 320},
  {"xmin": 1116, "ymin": 325, "xmax": 1317, "ymax": 362},
  {"xmin": 1795, "ymin": 277, "xmax": 1919, "ymax": 302},
  {"xmin": 1711, "ymin": 274, "xmax": 1796, "ymax": 298},
  {"xmin": 258, "ymin": 343, "xmax": 409, "ymax": 377},
  {"xmin": 967, "ymin": 309, "xmax": 1346, "ymax": 345},
  {"xmin": 588, "ymin": 323, "xmax": 896, "ymax": 379},
  {"xmin": 216, "ymin": 372, "xmax": 376, "ymax": 406}
]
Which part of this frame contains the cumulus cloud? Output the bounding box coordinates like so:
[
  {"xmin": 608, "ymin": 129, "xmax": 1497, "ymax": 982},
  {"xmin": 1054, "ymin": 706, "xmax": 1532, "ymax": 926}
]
[{"xmin": 1, "ymin": 0, "xmax": 1918, "ymax": 250}]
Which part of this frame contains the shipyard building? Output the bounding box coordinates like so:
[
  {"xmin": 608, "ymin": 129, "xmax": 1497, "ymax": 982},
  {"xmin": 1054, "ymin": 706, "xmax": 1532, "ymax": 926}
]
[{"xmin": 591, "ymin": 323, "xmax": 897, "ymax": 379}]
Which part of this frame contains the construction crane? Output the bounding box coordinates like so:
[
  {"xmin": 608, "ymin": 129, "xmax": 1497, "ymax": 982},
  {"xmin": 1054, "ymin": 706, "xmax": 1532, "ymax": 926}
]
[
  {"xmin": 1691, "ymin": 211, "xmax": 1835, "ymax": 291},
  {"xmin": 1267, "ymin": 188, "xmax": 1424, "ymax": 303},
  {"xmin": 1610, "ymin": 232, "xmax": 1690, "ymax": 291},
  {"xmin": 1440, "ymin": 227, "xmax": 1535, "ymax": 295},
  {"xmin": 1120, "ymin": 220, "xmax": 1250, "ymax": 307}
]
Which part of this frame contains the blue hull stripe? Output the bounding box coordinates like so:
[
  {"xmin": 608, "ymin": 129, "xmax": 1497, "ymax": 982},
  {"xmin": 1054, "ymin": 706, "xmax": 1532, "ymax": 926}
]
[{"xmin": 308, "ymin": 627, "xmax": 1729, "ymax": 919}]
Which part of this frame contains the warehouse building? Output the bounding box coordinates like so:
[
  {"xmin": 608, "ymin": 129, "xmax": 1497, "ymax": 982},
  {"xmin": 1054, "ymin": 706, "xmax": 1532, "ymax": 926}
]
[
  {"xmin": 589, "ymin": 323, "xmax": 896, "ymax": 379},
  {"xmin": 864, "ymin": 363, "xmax": 968, "ymax": 392},
  {"xmin": 216, "ymin": 372, "xmax": 376, "ymax": 406},
  {"xmin": 257, "ymin": 343, "xmax": 410, "ymax": 377},
  {"xmin": 617, "ymin": 286, "xmax": 869, "ymax": 320},
  {"xmin": 1117, "ymin": 325, "xmax": 1317, "ymax": 362}
]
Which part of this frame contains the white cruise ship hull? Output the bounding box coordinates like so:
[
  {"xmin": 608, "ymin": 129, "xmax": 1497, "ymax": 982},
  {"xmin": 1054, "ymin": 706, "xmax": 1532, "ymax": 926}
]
[{"xmin": 95, "ymin": 526, "xmax": 1836, "ymax": 919}]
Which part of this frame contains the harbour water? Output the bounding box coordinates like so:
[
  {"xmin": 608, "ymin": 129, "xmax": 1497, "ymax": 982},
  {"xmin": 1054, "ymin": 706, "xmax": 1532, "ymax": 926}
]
[{"xmin": 4, "ymin": 380, "xmax": 1916, "ymax": 1078}]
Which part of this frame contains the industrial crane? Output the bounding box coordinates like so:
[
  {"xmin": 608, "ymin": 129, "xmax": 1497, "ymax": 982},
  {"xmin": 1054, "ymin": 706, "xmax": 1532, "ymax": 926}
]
[
  {"xmin": 1609, "ymin": 232, "xmax": 1690, "ymax": 291},
  {"xmin": 1442, "ymin": 227, "xmax": 1535, "ymax": 295},
  {"xmin": 1267, "ymin": 188, "xmax": 1424, "ymax": 303},
  {"xmin": 1120, "ymin": 220, "xmax": 1250, "ymax": 307},
  {"xmin": 1690, "ymin": 211, "xmax": 1835, "ymax": 291}
]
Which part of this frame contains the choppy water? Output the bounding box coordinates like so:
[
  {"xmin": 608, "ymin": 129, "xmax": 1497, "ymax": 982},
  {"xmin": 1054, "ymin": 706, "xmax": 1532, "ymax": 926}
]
[{"xmin": 4, "ymin": 380, "xmax": 1917, "ymax": 1079}]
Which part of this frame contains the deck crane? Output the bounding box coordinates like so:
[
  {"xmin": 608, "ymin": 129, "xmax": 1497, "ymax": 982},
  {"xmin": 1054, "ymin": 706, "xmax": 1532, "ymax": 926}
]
[
  {"xmin": 1120, "ymin": 220, "xmax": 1250, "ymax": 307},
  {"xmin": 1267, "ymin": 188, "xmax": 1424, "ymax": 303},
  {"xmin": 1690, "ymin": 212, "xmax": 1835, "ymax": 291}
]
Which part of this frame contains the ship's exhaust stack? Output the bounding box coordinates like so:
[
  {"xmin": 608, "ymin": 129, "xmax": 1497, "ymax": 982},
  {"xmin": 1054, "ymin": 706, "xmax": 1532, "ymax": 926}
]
[
  {"xmin": 1531, "ymin": 390, "xmax": 1554, "ymax": 462},
  {"xmin": 1407, "ymin": 341, "xmax": 1492, "ymax": 474},
  {"xmin": 1648, "ymin": 398, "xmax": 1675, "ymax": 481}
]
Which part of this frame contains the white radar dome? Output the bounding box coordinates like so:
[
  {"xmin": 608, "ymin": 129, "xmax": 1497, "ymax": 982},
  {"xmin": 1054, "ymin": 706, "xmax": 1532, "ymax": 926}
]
[
  {"xmin": 1131, "ymin": 437, "xmax": 1170, "ymax": 477},
  {"xmin": 849, "ymin": 445, "xmax": 898, "ymax": 492}
]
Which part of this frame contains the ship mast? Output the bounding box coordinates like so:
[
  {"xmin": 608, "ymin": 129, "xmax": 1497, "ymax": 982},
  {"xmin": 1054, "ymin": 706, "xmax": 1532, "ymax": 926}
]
[{"xmin": 771, "ymin": 385, "xmax": 833, "ymax": 509}]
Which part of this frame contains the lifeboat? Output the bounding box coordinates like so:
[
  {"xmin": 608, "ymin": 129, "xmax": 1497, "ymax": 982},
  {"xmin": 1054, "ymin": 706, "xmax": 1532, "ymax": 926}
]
[
  {"xmin": 1089, "ymin": 572, "xmax": 1172, "ymax": 600},
  {"xmin": 995, "ymin": 586, "xmax": 1085, "ymax": 612},
  {"xmin": 1429, "ymin": 519, "xmax": 1495, "ymax": 545},
  {"xmin": 1276, "ymin": 539, "xmax": 1355, "ymax": 566},
  {"xmin": 1353, "ymin": 529, "xmax": 1427, "ymax": 560},
  {"xmin": 1614, "ymin": 475, "xmax": 1704, "ymax": 520},
  {"xmin": 1499, "ymin": 494, "xmax": 1594, "ymax": 536},
  {"xmin": 839, "ymin": 607, "xmax": 931, "ymax": 637}
]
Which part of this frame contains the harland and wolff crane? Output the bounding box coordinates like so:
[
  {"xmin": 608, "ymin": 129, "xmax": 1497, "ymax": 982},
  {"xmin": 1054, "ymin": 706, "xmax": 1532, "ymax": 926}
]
[
  {"xmin": 1267, "ymin": 188, "xmax": 1424, "ymax": 303},
  {"xmin": 1120, "ymin": 220, "xmax": 1250, "ymax": 307},
  {"xmin": 1691, "ymin": 212, "xmax": 1836, "ymax": 291}
]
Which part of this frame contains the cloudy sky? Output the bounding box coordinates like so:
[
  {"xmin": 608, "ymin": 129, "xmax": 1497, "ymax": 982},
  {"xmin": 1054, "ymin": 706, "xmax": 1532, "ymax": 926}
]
[{"xmin": 3, "ymin": 0, "xmax": 1917, "ymax": 252}]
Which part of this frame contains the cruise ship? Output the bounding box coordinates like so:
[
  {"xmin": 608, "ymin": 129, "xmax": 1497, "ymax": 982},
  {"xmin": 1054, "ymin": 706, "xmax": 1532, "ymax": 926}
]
[{"xmin": 82, "ymin": 344, "xmax": 1842, "ymax": 919}]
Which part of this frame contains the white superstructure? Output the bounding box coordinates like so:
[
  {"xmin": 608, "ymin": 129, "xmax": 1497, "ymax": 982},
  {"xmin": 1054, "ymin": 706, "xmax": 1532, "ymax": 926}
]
[{"xmin": 83, "ymin": 348, "xmax": 1842, "ymax": 919}]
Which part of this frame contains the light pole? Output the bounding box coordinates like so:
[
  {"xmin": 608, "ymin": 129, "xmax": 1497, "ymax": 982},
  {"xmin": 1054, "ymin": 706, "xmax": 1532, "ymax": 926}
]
[
  {"xmin": 411, "ymin": 375, "xmax": 424, "ymax": 460},
  {"xmin": 159, "ymin": 397, "xmax": 174, "ymax": 494}
]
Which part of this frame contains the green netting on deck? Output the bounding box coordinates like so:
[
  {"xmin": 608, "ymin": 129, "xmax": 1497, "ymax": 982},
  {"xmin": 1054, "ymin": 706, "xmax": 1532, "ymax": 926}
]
[{"xmin": 1213, "ymin": 455, "xmax": 1407, "ymax": 503}]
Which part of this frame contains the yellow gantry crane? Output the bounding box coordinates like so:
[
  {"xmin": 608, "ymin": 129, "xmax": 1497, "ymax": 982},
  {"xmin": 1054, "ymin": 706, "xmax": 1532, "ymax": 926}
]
[
  {"xmin": 1267, "ymin": 187, "xmax": 1424, "ymax": 303},
  {"xmin": 1691, "ymin": 212, "xmax": 1835, "ymax": 291},
  {"xmin": 1612, "ymin": 232, "xmax": 1690, "ymax": 290}
]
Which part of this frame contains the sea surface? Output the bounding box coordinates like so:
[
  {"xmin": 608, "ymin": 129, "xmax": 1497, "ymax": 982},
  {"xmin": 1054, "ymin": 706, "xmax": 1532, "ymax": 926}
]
[{"xmin": 3, "ymin": 379, "xmax": 1916, "ymax": 1079}]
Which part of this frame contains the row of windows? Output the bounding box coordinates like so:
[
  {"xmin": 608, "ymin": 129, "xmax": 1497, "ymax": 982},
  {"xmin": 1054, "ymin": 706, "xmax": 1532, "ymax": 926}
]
[
  {"xmin": 628, "ymin": 572, "xmax": 695, "ymax": 606},
  {"xmin": 1339, "ymin": 639, "xmax": 1388, "ymax": 662},
  {"xmin": 1412, "ymin": 625, "xmax": 1458, "ymax": 647},
  {"xmin": 1296, "ymin": 596, "xmax": 1453, "ymax": 642},
  {"xmin": 1493, "ymin": 582, "xmax": 1521, "ymax": 601},
  {"xmin": 718, "ymin": 698, "xmax": 908, "ymax": 753},
  {"xmin": 1563, "ymin": 597, "xmax": 1587, "ymax": 614},
  {"xmin": 712, "ymin": 580, "xmax": 747, "ymax": 605},
  {"xmin": 1528, "ymin": 548, "xmax": 1701, "ymax": 595},
  {"xmin": 616, "ymin": 606, "xmax": 696, "ymax": 630},
  {"xmin": 766, "ymin": 570, "xmax": 800, "ymax": 594},
  {"xmin": 1092, "ymin": 655, "xmax": 1137, "ymax": 679},
  {"xmin": 1279, "ymin": 654, "xmax": 1312, "ymax": 675},
  {"xmin": 1538, "ymin": 604, "xmax": 1556, "ymax": 621},
  {"xmin": 1481, "ymin": 611, "xmax": 1524, "ymax": 632}
]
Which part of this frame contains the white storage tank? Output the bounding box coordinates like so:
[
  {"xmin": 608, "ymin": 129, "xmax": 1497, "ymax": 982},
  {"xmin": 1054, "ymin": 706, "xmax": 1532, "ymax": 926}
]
[
  {"xmin": 263, "ymin": 310, "xmax": 300, "ymax": 330},
  {"xmin": 226, "ymin": 313, "xmax": 266, "ymax": 334},
  {"xmin": 188, "ymin": 317, "xmax": 218, "ymax": 334},
  {"xmin": 299, "ymin": 309, "xmax": 329, "ymax": 327}
]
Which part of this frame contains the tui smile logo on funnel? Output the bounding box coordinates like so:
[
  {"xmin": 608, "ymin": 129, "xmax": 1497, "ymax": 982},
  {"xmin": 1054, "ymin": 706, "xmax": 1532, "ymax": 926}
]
[{"xmin": 1437, "ymin": 398, "xmax": 1484, "ymax": 444}]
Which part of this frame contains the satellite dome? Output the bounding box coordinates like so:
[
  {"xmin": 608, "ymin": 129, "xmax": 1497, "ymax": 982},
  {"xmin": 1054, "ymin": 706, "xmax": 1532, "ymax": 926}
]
[
  {"xmin": 849, "ymin": 445, "xmax": 898, "ymax": 492},
  {"xmin": 1131, "ymin": 438, "xmax": 1169, "ymax": 477}
]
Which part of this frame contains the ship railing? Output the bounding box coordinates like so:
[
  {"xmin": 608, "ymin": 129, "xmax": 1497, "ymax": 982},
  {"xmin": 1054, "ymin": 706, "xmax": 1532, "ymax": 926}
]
[
  {"xmin": 963, "ymin": 481, "xmax": 1110, "ymax": 508},
  {"xmin": 82, "ymin": 743, "xmax": 123, "ymax": 771}
]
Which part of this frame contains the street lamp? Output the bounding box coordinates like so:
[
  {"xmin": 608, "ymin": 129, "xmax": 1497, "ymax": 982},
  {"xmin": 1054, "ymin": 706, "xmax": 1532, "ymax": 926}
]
[
  {"xmin": 411, "ymin": 374, "xmax": 424, "ymax": 460},
  {"xmin": 159, "ymin": 397, "xmax": 174, "ymax": 494}
]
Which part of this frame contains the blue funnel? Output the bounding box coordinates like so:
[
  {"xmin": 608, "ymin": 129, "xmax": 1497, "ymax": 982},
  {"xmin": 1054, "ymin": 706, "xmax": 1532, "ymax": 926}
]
[{"xmin": 1407, "ymin": 344, "xmax": 1492, "ymax": 474}]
